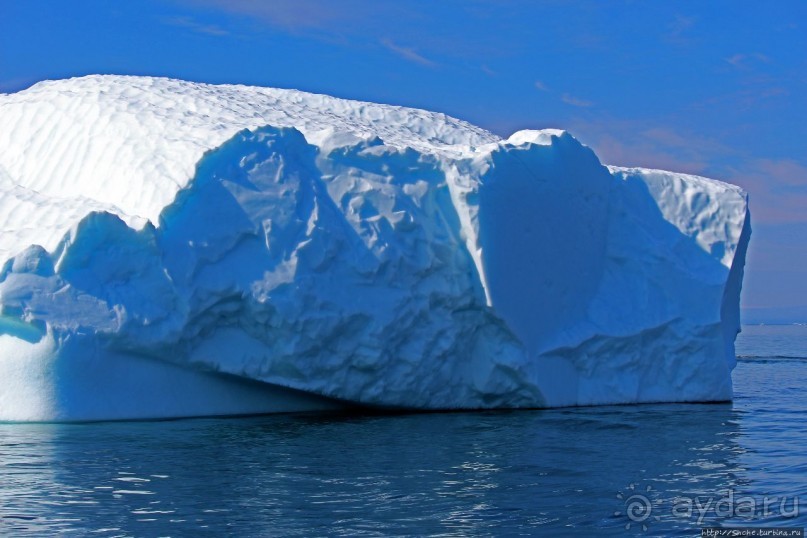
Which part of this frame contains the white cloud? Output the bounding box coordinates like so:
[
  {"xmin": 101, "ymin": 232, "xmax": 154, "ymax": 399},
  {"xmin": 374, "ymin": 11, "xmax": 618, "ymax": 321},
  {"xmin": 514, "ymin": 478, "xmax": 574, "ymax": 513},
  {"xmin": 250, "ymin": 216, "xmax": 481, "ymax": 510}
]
[
  {"xmin": 725, "ymin": 52, "xmax": 770, "ymax": 69},
  {"xmin": 160, "ymin": 16, "xmax": 229, "ymax": 37},
  {"xmin": 561, "ymin": 93, "xmax": 592, "ymax": 107},
  {"xmin": 380, "ymin": 39, "xmax": 437, "ymax": 68},
  {"xmin": 666, "ymin": 14, "xmax": 696, "ymax": 44}
]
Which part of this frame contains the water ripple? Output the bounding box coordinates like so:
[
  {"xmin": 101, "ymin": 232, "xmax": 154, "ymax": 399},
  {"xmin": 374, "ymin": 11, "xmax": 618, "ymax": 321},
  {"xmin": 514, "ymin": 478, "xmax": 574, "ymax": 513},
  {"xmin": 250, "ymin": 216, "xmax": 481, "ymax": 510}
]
[{"xmin": 0, "ymin": 327, "xmax": 804, "ymax": 535}]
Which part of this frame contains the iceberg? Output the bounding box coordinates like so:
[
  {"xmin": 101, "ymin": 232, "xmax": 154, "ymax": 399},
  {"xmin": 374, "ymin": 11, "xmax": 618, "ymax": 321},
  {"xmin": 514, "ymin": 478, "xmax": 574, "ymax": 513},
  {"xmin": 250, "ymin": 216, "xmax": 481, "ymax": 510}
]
[{"xmin": 0, "ymin": 76, "xmax": 750, "ymax": 421}]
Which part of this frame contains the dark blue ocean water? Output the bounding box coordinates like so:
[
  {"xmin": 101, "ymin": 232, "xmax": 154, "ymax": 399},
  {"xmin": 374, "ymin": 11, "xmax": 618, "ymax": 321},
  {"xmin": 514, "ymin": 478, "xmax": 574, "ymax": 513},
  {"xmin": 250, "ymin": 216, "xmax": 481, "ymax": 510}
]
[{"xmin": 0, "ymin": 325, "xmax": 805, "ymax": 537}]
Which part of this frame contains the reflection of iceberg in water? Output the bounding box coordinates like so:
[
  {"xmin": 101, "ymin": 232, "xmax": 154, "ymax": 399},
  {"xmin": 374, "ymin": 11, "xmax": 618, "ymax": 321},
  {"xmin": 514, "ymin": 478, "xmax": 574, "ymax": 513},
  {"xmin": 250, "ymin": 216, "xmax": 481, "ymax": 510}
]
[{"xmin": 0, "ymin": 403, "xmax": 754, "ymax": 535}]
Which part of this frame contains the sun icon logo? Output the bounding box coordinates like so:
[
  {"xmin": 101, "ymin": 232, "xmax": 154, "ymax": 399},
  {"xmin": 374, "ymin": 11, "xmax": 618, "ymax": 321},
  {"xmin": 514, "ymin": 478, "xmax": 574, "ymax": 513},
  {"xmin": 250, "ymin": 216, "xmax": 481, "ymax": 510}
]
[{"xmin": 614, "ymin": 483, "xmax": 662, "ymax": 531}]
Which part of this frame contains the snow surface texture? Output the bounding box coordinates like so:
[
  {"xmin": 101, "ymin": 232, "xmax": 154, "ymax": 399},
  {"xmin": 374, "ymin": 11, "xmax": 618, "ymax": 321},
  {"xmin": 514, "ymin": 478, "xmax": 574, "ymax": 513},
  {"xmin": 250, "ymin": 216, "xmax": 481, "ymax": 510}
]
[{"xmin": 0, "ymin": 76, "xmax": 750, "ymax": 421}]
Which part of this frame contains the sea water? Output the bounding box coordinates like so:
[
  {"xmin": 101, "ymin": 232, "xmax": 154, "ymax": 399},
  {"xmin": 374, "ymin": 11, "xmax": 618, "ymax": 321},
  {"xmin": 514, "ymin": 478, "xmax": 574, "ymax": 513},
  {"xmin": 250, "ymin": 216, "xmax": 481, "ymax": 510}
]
[{"xmin": 0, "ymin": 325, "xmax": 805, "ymax": 537}]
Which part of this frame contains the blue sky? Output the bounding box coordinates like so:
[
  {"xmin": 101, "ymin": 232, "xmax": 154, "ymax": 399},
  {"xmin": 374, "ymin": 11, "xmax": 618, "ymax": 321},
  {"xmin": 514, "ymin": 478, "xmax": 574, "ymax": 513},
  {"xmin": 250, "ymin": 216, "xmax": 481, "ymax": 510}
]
[{"xmin": 2, "ymin": 0, "xmax": 805, "ymax": 322}]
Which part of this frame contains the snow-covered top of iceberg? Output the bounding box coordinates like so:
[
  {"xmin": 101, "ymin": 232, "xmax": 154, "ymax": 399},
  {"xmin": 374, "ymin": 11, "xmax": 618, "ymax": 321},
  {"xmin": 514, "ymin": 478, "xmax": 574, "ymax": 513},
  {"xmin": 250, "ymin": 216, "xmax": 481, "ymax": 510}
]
[
  {"xmin": 0, "ymin": 75, "xmax": 746, "ymax": 269},
  {"xmin": 0, "ymin": 75, "xmax": 498, "ymax": 258}
]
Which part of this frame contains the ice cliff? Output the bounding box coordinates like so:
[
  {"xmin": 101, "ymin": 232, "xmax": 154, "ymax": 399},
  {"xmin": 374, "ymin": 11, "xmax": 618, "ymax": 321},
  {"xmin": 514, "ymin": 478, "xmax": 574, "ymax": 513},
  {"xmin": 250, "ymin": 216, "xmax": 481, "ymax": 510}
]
[{"xmin": 0, "ymin": 76, "xmax": 750, "ymax": 421}]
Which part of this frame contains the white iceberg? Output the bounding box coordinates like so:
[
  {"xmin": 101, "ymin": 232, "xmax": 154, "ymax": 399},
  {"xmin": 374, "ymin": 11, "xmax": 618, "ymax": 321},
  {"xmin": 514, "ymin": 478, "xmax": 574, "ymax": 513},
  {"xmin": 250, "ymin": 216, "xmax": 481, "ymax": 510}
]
[{"xmin": 0, "ymin": 76, "xmax": 750, "ymax": 421}]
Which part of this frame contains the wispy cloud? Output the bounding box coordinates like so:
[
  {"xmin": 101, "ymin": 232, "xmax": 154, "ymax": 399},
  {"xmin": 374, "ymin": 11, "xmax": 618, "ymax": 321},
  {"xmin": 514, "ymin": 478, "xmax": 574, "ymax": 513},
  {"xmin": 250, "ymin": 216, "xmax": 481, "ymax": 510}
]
[
  {"xmin": 752, "ymin": 158, "xmax": 807, "ymax": 187},
  {"xmin": 160, "ymin": 15, "xmax": 230, "ymax": 36},
  {"xmin": 570, "ymin": 116, "xmax": 807, "ymax": 225},
  {"xmin": 569, "ymin": 117, "xmax": 729, "ymax": 175},
  {"xmin": 174, "ymin": 0, "xmax": 523, "ymax": 62},
  {"xmin": 178, "ymin": 0, "xmax": 393, "ymax": 34},
  {"xmin": 380, "ymin": 38, "xmax": 437, "ymax": 68},
  {"xmin": 561, "ymin": 93, "xmax": 593, "ymax": 107},
  {"xmin": 532, "ymin": 82, "xmax": 593, "ymax": 108},
  {"xmin": 725, "ymin": 52, "xmax": 770, "ymax": 70},
  {"xmin": 581, "ymin": 132, "xmax": 709, "ymax": 175},
  {"xmin": 727, "ymin": 158, "xmax": 807, "ymax": 224},
  {"xmin": 725, "ymin": 54, "xmax": 745, "ymax": 68},
  {"xmin": 686, "ymin": 78, "xmax": 789, "ymax": 115},
  {"xmin": 667, "ymin": 15, "xmax": 697, "ymax": 42},
  {"xmin": 665, "ymin": 14, "xmax": 696, "ymax": 45}
]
